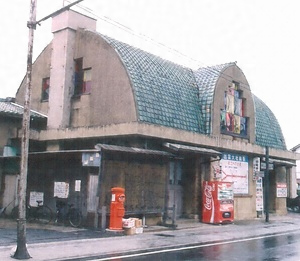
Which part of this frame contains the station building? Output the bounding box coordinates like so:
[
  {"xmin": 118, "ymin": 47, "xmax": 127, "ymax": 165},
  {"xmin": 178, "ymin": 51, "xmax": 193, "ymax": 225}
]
[{"xmin": 0, "ymin": 10, "xmax": 298, "ymax": 227}]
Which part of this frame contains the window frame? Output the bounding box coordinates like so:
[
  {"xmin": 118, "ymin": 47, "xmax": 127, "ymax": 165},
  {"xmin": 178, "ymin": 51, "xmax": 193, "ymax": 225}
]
[
  {"xmin": 74, "ymin": 58, "xmax": 92, "ymax": 96},
  {"xmin": 220, "ymin": 82, "xmax": 248, "ymax": 138},
  {"xmin": 41, "ymin": 77, "xmax": 50, "ymax": 101}
]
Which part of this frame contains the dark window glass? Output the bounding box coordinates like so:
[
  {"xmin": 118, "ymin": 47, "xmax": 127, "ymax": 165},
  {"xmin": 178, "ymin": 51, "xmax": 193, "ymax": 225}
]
[
  {"xmin": 42, "ymin": 77, "xmax": 50, "ymax": 101},
  {"xmin": 74, "ymin": 58, "xmax": 92, "ymax": 95},
  {"xmin": 221, "ymin": 82, "xmax": 247, "ymax": 137}
]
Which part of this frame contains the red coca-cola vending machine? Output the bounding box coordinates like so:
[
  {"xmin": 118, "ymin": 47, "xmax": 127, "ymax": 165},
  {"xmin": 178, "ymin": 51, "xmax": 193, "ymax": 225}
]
[{"xmin": 202, "ymin": 181, "xmax": 234, "ymax": 224}]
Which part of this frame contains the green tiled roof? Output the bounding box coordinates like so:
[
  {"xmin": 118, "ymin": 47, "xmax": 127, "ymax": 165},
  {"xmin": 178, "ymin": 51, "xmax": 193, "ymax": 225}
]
[
  {"xmin": 101, "ymin": 34, "xmax": 203, "ymax": 133},
  {"xmin": 99, "ymin": 33, "xmax": 286, "ymax": 150},
  {"xmin": 253, "ymin": 95, "xmax": 286, "ymax": 150},
  {"xmin": 0, "ymin": 98, "xmax": 47, "ymax": 119}
]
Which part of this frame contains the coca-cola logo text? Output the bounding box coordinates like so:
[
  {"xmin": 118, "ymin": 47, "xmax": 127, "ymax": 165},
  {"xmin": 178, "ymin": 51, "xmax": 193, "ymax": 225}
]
[{"xmin": 204, "ymin": 184, "xmax": 213, "ymax": 210}]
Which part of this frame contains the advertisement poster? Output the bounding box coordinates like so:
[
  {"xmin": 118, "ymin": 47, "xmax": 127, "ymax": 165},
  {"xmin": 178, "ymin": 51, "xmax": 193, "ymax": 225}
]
[
  {"xmin": 221, "ymin": 153, "xmax": 249, "ymax": 194},
  {"xmin": 54, "ymin": 182, "xmax": 69, "ymax": 198},
  {"xmin": 276, "ymin": 183, "xmax": 287, "ymax": 198}
]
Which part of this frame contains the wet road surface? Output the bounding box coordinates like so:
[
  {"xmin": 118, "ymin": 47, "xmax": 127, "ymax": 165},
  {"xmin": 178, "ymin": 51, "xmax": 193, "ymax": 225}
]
[{"xmin": 89, "ymin": 231, "xmax": 300, "ymax": 261}]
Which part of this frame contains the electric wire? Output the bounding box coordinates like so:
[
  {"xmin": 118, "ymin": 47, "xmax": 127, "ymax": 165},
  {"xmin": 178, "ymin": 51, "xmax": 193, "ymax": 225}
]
[{"xmin": 66, "ymin": 0, "xmax": 248, "ymax": 87}]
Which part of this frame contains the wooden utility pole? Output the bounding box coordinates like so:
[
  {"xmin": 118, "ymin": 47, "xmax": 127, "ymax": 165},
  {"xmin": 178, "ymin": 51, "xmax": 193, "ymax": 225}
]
[
  {"xmin": 12, "ymin": 0, "xmax": 84, "ymax": 259},
  {"xmin": 13, "ymin": 0, "xmax": 36, "ymax": 258}
]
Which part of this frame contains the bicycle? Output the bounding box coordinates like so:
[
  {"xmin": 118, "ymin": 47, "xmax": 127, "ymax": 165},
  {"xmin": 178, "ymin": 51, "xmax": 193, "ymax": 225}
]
[
  {"xmin": 11, "ymin": 200, "xmax": 53, "ymax": 224},
  {"xmin": 55, "ymin": 200, "xmax": 82, "ymax": 227},
  {"xmin": 0, "ymin": 199, "xmax": 15, "ymax": 218}
]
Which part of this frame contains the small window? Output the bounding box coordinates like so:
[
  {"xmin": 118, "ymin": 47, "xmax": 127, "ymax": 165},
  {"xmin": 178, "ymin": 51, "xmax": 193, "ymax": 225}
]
[
  {"xmin": 42, "ymin": 77, "xmax": 50, "ymax": 101},
  {"xmin": 83, "ymin": 68, "xmax": 92, "ymax": 93},
  {"xmin": 74, "ymin": 58, "xmax": 92, "ymax": 95}
]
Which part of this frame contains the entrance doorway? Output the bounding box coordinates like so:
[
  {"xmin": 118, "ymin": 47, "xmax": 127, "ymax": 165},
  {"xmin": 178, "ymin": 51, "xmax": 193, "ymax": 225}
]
[{"xmin": 168, "ymin": 161, "xmax": 183, "ymax": 218}]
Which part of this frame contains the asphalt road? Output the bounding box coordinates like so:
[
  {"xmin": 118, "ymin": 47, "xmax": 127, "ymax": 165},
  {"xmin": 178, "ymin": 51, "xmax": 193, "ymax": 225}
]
[
  {"xmin": 81, "ymin": 231, "xmax": 300, "ymax": 261},
  {"xmin": 2, "ymin": 213, "xmax": 300, "ymax": 261}
]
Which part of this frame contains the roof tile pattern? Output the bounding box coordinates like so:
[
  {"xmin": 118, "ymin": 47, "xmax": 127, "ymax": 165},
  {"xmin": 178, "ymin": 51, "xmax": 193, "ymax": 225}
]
[
  {"xmin": 253, "ymin": 95, "xmax": 286, "ymax": 150},
  {"xmin": 102, "ymin": 35, "xmax": 203, "ymax": 133},
  {"xmin": 101, "ymin": 34, "xmax": 286, "ymax": 150},
  {"xmin": 0, "ymin": 99, "xmax": 46, "ymax": 119}
]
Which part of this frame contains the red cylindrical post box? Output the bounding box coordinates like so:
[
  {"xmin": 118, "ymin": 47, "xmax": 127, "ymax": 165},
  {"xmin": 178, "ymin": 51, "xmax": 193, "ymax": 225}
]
[{"xmin": 109, "ymin": 187, "xmax": 125, "ymax": 230}]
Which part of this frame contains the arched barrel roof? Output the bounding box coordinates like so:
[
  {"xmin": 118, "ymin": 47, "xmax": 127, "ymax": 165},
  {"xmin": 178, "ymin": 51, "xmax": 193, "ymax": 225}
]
[
  {"xmin": 253, "ymin": 95, "xmax": 286, "ymax": 150},
  {"xmin": 101, "ymin": 34, "xmax": 202, "ymax": 133},
  {"xmin": 98, "ymin": 32, "xmax": 286, "ymax": 150}
]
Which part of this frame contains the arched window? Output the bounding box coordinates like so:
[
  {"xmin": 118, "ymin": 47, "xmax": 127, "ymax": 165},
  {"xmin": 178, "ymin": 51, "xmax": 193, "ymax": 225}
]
[{"xmin": 220, "ymin": 82, "xmax": 247, "ymax": 137}]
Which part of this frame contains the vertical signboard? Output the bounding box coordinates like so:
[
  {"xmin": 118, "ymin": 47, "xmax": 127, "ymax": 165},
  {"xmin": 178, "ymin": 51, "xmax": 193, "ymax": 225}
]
[
  {"xmin": 220, "ymin": 153, "xmax": 249, "ymax": 194},
  {"xmin": 256, "ymin": 178, "xmax": 264, "ymax": 212}
]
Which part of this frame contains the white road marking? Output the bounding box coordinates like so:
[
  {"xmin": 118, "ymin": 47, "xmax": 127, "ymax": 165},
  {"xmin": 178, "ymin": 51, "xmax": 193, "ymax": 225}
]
[{"xmin": 90, "ymin": 231, "xmax": 296, "ymax": 260}]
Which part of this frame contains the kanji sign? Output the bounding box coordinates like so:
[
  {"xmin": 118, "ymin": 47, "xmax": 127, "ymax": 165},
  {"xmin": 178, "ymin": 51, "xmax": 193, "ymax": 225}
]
[
  {"xmin": 276, "ymin": 183, "xmax": 287, "ymax": 198},
  {"xmin": 221, "ymin": 153, "xmax": 248, "ymax": 194}
]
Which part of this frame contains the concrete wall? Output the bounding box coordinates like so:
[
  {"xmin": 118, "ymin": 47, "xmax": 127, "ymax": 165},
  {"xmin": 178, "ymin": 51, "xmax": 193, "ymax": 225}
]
[
  {"xmin": 233, "ymin": 155, "xmax": 258, "ymax": 220},
  {"xmin": 37, "ymin": 122, "xmax": 298, "ymax": 161},
  {"xmin": 15, "ymin": 23, "xmax": 137, "ymax": 130},
  {"xmin": 70, "ymin": 29, "xmax": 137, "ymax": 127},
  {"xmin": 15, "ymin": 44, "xmax": 52, "ymax": 115},
  {"xmin": 47, "ymin": 10, "xmax": 97, "ymax": 129}
]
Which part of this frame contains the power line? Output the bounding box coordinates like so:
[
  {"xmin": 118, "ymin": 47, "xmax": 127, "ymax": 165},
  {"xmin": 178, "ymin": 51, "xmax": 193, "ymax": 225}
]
[
  {"xmin": 66, "ymin": 1, "xmax": 249, "ymax": 87},
  {"xmin": 65, "ymin": 0, "xmax": 206, "ymax": 67}
]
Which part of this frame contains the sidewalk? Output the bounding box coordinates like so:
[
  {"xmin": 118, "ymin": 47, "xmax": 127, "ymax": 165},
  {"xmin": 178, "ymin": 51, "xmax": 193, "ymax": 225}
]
[{"xmin": 1, "ymin": 212, "xmax": 300, "ymax": 261}]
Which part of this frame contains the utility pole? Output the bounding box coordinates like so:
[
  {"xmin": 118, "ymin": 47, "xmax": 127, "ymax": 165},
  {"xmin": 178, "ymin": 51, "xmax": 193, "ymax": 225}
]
[
  {"xmin": 12, "ymin": 0, "xmax": 84, "ymax": 259},
  {"xmin": 265, "ymin": 146, "xmax": 270, "ymax": 222},
  {"xmin": 13, "ymin": 0, "xmax": 36, "ymax": 258}
]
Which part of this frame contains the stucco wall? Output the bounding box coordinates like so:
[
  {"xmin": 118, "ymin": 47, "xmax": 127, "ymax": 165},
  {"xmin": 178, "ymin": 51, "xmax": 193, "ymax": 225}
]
[
  {"xmin": 70, "ymin": 29, "xmax": 137, "ymax": 127},
  {"xmin": 233, "ymin": 155, "xmax": 258, "ymax": 220},
  {"xmin": 15, "ymin": 44, "xmax": 52, "ymax": 115},
  {"xmin": 15, "ymin": 29, "xmax": 137, "ymax": 130}
]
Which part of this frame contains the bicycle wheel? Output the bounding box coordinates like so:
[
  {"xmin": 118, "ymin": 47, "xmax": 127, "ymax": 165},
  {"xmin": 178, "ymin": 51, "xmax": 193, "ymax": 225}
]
[
  {"xmin": 36, "ymin": 205, "xmax": 53, "ymax": 224},
  {"xmin": 68, "ymin": 208, "xmax": 82, "ymax": 227}
]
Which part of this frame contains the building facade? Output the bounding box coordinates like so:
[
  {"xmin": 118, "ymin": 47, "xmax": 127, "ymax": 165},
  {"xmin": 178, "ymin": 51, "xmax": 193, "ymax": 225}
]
[
  {"xmin": 291, "ymin": 144, "xmax": 300, "ymax": 191},
  {"xmin": 0, "ymin": 10, "xmax": 298, "ymax": 227}
]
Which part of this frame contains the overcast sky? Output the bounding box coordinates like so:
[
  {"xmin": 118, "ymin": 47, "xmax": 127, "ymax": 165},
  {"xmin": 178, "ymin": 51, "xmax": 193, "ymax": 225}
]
[{"xmin": 1, "ymin": 0, "xmax": 299, "ymax": 149}]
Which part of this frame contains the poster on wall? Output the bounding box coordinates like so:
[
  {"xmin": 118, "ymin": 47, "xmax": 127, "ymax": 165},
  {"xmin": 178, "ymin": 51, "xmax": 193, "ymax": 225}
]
[
  {"xmin": 276, "ymin": 183, "xmax": 287, "ymax": 198},
  {"xmin": 75, "ymin": 180, "xmax": 81, "ymax": 192},
  {"xmin": 220, "ymin": 153, "xmax": 249, "ymax": 194},
  {"xmin": 29, "ymin": 191, "xmax": 44, "ymax": 207},
  {"xmin": 54, "ymin": 182, "xmax": 69, "ymax": 198}
]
